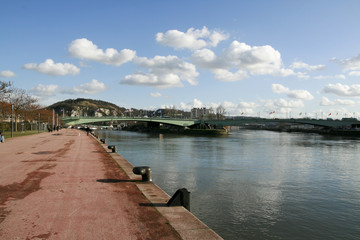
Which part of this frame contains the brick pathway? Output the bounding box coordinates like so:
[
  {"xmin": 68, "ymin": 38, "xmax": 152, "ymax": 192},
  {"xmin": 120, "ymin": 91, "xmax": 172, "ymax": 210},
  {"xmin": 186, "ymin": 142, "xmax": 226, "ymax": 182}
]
[{"xmin": 0, "ymin": 129, "xmax": 181, "ymax": 239}]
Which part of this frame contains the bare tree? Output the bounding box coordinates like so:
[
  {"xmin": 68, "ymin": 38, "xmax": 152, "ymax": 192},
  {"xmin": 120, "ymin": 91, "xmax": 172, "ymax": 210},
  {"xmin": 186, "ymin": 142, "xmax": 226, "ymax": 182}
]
[
  {"xmin": 207, "ymin": 107, "xmax": 216, "ymax": 120},
  {"xmin": 216, "ymin": 105, "xmax": 226, "ymax": 120},
  {"xmin": 0, "ymin": 81, "xmax": 13, "ymax": 100},
  {"xmin": 8, "ymin": 88, "xmax": 38, "ymax": 131}
]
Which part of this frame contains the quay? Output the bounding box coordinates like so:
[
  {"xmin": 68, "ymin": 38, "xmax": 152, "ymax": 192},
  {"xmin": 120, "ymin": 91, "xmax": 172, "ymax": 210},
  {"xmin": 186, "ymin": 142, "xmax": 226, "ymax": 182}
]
[{"xmin": 0, "ymin": 129, "xmax": 222, "ymax": 239}]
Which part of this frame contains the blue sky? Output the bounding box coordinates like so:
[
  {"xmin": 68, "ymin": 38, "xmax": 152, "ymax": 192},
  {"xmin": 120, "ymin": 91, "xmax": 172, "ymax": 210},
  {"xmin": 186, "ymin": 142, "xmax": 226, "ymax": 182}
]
[{"xmin": 1, "ymin": 0, "xmax": 360, "ymax": 118}]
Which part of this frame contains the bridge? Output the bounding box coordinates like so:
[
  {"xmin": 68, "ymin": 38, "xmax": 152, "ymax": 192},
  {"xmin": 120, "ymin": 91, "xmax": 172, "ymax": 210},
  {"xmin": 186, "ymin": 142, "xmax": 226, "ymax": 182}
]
[
  {"xmin": 203, "ymin": 118, "xmax": 360, "ymax": 128},
  {"xmin": 61, "ymin": 116, "xmax": 198, "ymax": 127},
  {"xmin": 61, "ymin": 116, "xmax": 360, "ymax": 129}
]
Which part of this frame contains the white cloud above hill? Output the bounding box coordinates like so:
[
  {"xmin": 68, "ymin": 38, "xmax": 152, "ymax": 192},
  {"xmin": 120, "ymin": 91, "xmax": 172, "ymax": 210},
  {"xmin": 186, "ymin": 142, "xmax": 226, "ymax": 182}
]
[
  {"xmin": 72, "ymin": 79, "xmax": 107, "ymax": 94},
  {"xmin": 23, "ymin": 59, "xmax": 80, "ymax": 76},
  {"xmin": 121, "ymin": 55, "xmax": 198, "ymax": 88},
  {"xmin": 30, "ymin": 84, "xmax": 58, "ymax": 96},
  {"xmin": 156, "ymin": 27, "xmax": 228, "ymax": 50},
  {"xmin": 69, "ymin": 38, "xmax": 136, "ymax": 66}
]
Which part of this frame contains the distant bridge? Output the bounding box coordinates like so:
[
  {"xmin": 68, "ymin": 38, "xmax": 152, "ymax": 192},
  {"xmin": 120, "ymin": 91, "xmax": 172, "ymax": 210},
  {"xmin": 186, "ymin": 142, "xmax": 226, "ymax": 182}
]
[
  {"xmin": 61, "ymin": 116, "xmax": 197, "ymax": 127},
  {"xmin": 61, "ymin": 116, "xmax": 360, "ymax": 129},
  {"xmin": 203, "ymin": 118, "xmax": 360, "ymax": 128}
]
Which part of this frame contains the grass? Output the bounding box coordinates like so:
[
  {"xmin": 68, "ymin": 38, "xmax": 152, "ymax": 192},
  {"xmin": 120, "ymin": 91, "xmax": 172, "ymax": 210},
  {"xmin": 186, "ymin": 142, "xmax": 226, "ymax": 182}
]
[{"xmin": 1, "ymin": 130, "xmax": 46, "ymax": 140}]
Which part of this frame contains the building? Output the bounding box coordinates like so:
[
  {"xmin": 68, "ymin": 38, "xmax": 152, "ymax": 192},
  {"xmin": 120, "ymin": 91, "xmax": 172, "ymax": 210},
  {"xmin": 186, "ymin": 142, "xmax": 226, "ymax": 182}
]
[{"xmin": 191, "ymin": 108, "xmax": 210, "ymax": 119}]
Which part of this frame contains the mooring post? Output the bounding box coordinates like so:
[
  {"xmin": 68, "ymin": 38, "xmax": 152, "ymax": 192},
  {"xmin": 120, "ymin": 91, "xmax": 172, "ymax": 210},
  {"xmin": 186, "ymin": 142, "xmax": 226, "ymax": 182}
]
[
  {"xmin": 133, "ymin": 166, "xmax": 152, "ymax": 182},
  {"xmin": 167, "ymin": 188, "xmax": 190, "ymax": 211},
  {"xmin": 108, "ymin": 145, "xmax": 117, "ymax": 153}
]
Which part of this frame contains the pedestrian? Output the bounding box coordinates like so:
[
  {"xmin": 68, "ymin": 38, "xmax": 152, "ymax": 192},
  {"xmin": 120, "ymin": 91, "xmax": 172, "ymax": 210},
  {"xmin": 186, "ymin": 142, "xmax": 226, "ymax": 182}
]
[{"xmin": 0, "ymin": 131, "xmax": 3, "ymax": 143}]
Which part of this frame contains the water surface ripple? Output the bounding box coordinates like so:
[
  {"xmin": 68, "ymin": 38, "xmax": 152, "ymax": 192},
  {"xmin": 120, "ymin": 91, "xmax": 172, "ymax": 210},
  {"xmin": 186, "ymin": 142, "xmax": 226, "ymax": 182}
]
[{"xmin": 97, "ymin": 129, "xmax": 360, "ymax": 240}]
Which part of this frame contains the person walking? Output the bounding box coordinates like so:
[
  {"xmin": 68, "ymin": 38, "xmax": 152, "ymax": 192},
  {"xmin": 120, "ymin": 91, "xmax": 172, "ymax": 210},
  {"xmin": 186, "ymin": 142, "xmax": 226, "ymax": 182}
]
[{"xmin": 0, "ymin": 131, "xmax": 3, "ymax": 143}]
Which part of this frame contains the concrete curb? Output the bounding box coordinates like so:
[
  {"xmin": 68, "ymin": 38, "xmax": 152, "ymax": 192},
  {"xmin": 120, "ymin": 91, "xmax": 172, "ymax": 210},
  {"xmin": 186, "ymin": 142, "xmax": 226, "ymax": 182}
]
[{"xmin": 91, "ymin": 133, "xmax": 223, "ymax": 240}]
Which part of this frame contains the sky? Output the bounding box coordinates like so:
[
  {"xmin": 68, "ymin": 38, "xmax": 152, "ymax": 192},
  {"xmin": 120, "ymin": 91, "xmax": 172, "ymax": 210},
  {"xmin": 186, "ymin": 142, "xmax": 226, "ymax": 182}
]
[{"xmin": 1, "ymin": 0, "xmax": 360, "ymax": 118}]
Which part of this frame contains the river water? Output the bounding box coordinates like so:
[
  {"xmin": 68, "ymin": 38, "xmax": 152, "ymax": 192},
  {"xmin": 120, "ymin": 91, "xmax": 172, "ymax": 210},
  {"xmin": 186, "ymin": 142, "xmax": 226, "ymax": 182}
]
[{"xmin": 97, "ymin": 129, "xmax": 360, "ymax": 240}]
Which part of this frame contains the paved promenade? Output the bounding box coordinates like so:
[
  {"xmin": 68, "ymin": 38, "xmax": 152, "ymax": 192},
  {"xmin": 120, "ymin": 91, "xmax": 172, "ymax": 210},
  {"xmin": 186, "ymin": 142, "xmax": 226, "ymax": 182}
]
[
  {"xmin": 0, "ymin": 129, "xmax": 222, "ymax": 240},
  {"xmin": 0, "ymin": 129, "xmax": 183, "ymax": 239}
]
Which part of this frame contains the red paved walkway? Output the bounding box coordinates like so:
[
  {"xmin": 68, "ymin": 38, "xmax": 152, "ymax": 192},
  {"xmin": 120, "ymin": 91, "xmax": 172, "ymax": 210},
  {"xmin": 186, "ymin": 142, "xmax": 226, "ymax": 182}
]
[{"xmin": 0, "ymin": 129, "xmax": 181, "ymax": 239}]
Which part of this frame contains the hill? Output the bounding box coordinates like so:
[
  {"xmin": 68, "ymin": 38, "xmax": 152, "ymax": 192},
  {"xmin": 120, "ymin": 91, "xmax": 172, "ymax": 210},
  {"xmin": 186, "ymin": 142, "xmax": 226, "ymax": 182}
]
[{"xmin": 48, "ymin": 98, "xmax": 126, "ymax": 117}]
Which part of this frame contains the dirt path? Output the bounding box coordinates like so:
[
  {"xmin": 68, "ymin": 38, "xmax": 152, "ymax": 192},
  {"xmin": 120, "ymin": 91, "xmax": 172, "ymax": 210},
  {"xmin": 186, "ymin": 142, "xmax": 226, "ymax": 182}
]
[{"xmin": 0, "ymin": 129, "xmax": 181, "ymax": 239}]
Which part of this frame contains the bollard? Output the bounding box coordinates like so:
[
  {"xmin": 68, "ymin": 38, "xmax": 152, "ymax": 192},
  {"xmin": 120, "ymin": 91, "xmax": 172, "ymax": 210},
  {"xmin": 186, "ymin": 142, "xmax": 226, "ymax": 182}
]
[
  {"xmin": 108, "ymin": 145, "xmax": 117, "ymax": 153},
  {"xmin": 167, "ymin": 188, "xmax": 190, "ymax": 211},
  {"xmin": 133, "ymin": 166, "xmax": 152, "ymax": 182}
]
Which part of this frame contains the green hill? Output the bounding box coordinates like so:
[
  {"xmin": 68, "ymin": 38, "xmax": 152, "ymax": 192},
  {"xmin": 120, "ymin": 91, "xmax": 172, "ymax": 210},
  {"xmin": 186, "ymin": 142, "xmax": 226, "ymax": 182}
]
[{"xmin": 48, "ymin": 98, "xmax": 126, "ymax": 117}]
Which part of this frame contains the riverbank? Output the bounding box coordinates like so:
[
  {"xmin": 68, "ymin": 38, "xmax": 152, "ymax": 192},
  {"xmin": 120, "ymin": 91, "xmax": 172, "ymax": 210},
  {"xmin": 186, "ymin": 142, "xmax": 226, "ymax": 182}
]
[
  {"xmin": 240, "ymin": 126, "xmax": 360, "ymax": 137},
  {"xmin": 0, "ymin": 129, "xmax": 222, "ymax": 239}
]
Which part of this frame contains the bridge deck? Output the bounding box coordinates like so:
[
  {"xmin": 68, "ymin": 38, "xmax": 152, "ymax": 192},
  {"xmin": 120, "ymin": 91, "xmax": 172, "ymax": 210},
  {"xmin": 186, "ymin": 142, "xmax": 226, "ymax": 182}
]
[{"xmin": 62, "ymin": 116, "xmax": 360, "ymax": 128}]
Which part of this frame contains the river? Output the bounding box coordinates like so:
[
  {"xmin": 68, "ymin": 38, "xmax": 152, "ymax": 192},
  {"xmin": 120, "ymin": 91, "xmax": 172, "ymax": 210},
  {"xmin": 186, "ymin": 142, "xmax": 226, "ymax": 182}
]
[{"xmin": 96, "ymin": 129, "xmax": 360, "ymax": 240}]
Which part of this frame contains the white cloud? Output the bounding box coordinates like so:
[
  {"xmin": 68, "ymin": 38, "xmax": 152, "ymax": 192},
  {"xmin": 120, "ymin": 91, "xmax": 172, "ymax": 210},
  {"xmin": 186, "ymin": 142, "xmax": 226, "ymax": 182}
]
[
  {"xmin": 191, "ymin": 41, "xmax": 294, "ymax": 82},
  {"xmin": 150, "ymin": 92, "xmax": 162, "ymax": 97},
  {"xmin": 222, "ymin": 101, "xmax": 258, "ymax": 115},
  {"xmin": 296, "ymin": 72, "xmax": 310, "ymax": 79},
  {"xmin": 211, "ymin": 69, "xmax": 249, "ymax": 82},
  {"xmin": 177, "ymin": 99, "xmax": 258, "ymax": 115},
  {"xmin": 156, "ymin": 26, "xmax": 228, "ymax": 50},
  {"xmin": 30, "ymin": 84, "xmax": 58, "ymax": 97},
  {"xmin": 0, "ymin": 70, "xmax": 16, "ymax": 78},
  {"xmin": 320, "ymin": 96, "xmax": 355, "ymax": 106},
  {"xmin": 272, "ymin": 84, "xmax": 314, "ymax": 100},
  {"xmin": 238, "ymin": 101, "xmax": 258, "ymax": 109},
  {"xmin": 339, "ymin": 53, "xmax": 360, "ymax": 71},
  {"xmin": 23, "ymin": 59, "xmax": 80, "ymax": 76},
  {"xmin": 178, "ymin": 99, "xmax": 205, "ymax": 111},
  {"xmin": 121, "ymin": 55, "xmax": 199, "ymax": 88},
  {"xmin": 224, "ymin": 41, "xmax": 294, "ymax": 76},
  {"xmin": 262, "ymin": 98, "xmax": 304, "ymax": 114},
  {"xmin": 72, "ymin": 79, "xmax": 107, "ymax": 94},
  {"xmin": 323, "ymin": 83, "xmax": 360, "ymax": 97},
  {"xmin": 349, "ymin": 71, "xmax": 360, "ymax": 77},
  {"xmin": 313, "ymin": 74, "xmax": 346, "ymax": 80},
  {"xmin": 69, "ymin": 38, "xmax": 136, "ymax": 66},
  {"xmin": 290, "ymin": 61, "xmax": 325, "ymax": 71},
  {"xmin": 191, "ymin": 49, "xmax": 224, "ymax": 69}
]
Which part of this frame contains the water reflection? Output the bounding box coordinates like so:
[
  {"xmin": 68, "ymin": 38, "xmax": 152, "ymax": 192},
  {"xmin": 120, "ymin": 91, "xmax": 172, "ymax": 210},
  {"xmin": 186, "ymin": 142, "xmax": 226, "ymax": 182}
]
[{"xmin": 98, "ymin": 129, "xmax": 360, "ymax": 240}]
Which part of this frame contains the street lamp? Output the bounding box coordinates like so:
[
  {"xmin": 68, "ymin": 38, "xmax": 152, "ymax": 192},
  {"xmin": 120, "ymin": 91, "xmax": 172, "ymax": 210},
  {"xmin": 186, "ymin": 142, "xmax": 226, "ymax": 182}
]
[{"xmin": 11, "ymin": 104, "xmax": 14, "ymax": 138}]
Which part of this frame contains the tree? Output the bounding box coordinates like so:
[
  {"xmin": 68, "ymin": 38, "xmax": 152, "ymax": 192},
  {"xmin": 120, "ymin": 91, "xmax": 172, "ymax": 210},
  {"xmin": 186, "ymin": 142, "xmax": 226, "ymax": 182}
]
[
  {"xmin": 7, "ymin": 88, "xmax": 38, "ymax": 131},
  {"xmin": 0, "ymin": 81, "xmax": 13, "ymax": 100},
  {"xmin": 216, "ymin": 105, "xmax": 226, "ymax": 120},
  {"xmin": 0, "ymin": 81, "xmax": 13, "ymax": 125}
]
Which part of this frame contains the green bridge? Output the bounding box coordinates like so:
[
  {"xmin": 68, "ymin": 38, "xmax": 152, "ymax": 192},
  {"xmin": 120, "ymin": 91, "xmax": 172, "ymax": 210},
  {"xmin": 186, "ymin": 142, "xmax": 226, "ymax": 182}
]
[
  {"xmin": 62, "ymin": 116, "xmax": 360, "ymax": 129},
  {"xmin": 62, "ymin": 116, "xmax": 198, "ymax": 127}
]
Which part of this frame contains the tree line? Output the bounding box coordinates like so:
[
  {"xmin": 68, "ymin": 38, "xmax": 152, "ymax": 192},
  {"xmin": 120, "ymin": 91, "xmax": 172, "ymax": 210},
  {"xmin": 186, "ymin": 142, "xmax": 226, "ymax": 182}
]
[{"xmin": 0, "ymin": 81, "xmax": 53, "ymax": 132}]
